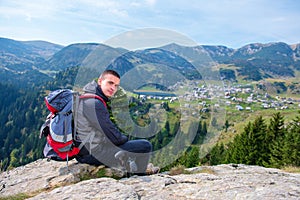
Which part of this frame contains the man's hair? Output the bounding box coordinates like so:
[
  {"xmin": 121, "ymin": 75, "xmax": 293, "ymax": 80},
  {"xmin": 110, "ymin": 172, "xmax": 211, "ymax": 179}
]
[{"xmin": 100, "ymin": 69, "xmax": 120, "ymax": 79}]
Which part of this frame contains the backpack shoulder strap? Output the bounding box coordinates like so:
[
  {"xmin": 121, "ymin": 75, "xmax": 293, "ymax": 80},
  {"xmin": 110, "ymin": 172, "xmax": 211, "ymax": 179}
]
[
  {"xmin": 79, "ymin": 93, "xmax": 107, "ymax": 107},
  {"xmin": 72, "ymin": 92, "xmax": 80, "ymax": 140}
]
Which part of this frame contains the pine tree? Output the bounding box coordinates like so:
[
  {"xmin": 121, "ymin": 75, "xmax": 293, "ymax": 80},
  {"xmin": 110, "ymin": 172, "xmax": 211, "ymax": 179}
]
[
  {"xmin": 227, "ymin": 122, "xmax": 252, "ymax": 164},
  {"xmin": 185, "ymin": 146, "xmax": 200, "ymax": 168},
  {"xmin": 267, "ymin": 112, "xmax": 286, "ymax": 168},
  {"xmin": 225, "ymin": 136, "xmax": 238, "ymax": 164},
  {"xmin": 209, "ymin": 143, "xmax": 225, "ymax": 165},
  {"xmin": 8, "ymin": 149, "xmax": 20, "ymax": 169},
  {"xmin": 246, "ymin": 116, "xmax": 267, "ymax": 165},
  {"xmin": 165, "ymin": 121, "xmax": 170, "ymax": 133},
  {"xmin": 224, "ymin": 120, "xmax": 230, "ymax": 132},
  {"xmin": 282, "ymin": 113, "xmax": 300, "ymax": 166}
]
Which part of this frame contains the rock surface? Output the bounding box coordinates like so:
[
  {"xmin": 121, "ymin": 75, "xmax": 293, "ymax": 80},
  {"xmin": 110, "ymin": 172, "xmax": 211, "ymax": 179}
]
[{"xmin": 0, "ymin": 159, "xmax": 299, "ymax": 199}]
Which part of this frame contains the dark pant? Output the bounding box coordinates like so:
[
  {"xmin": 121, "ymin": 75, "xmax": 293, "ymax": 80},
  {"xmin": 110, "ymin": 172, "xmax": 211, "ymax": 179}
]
[{"xmin": 76, "ymin": 139, "xmax": 152, "ymax": 173}]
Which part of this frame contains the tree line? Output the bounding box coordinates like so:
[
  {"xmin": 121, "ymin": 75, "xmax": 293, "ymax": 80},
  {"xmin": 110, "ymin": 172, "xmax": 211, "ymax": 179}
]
[{"xmin": 205, "ymin": 112, "xmax": 300, "ymax": 168}]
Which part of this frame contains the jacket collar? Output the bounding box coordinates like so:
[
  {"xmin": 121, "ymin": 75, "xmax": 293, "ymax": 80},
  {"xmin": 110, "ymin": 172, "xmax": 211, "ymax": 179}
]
[{"xmin": 96, "ymin": 84, "xmax": 109, "ymax": 102}]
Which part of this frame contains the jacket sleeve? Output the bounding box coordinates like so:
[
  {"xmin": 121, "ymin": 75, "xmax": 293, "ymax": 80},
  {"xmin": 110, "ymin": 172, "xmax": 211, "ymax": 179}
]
[{"xmin": 82, "ymin": 98, "xmax": 128, "ymax": 145}]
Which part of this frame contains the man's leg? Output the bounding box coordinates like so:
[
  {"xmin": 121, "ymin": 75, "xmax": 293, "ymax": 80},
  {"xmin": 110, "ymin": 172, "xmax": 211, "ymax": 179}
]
[{"xmin": 118, "ymin": 139, "xmax": 152, "ymax": 173}]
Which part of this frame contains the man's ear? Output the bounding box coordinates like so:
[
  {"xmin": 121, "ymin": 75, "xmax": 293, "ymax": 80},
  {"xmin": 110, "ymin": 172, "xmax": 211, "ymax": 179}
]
[{"xmin": 97, "ymin": 78, "xmax": 102, "ymax": 86}]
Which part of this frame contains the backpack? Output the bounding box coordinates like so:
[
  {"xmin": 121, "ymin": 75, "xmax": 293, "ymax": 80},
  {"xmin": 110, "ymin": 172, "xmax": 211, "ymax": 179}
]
[{"xmin": 39, "ymin": 89, "xmax": 106, "ymax": 163}]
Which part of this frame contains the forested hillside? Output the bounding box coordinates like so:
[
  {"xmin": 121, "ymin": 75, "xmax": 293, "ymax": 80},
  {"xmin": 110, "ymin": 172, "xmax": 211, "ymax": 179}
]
[
  {"xmin": 0, "ymin": 67, "xmax": 79, "ymax": 171},
  {"xmin": 207, "ymin": 112, "xmax": 300, "ymax": 168},
  {"xmin": 0, "ymin": 82, "xmax": 45, "ymax": 170}
]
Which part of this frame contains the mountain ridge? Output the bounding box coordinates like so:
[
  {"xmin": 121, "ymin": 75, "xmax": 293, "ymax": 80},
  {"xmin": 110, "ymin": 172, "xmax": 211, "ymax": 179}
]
[{"xmin": 0, "ymin": 36, "xmax": 299, "ymax": 90}]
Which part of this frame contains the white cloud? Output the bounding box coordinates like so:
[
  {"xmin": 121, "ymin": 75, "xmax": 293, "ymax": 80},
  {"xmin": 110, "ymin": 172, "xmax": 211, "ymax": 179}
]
[
  {"xmin": 145, "ymin": 0, "xmax": 157, "ymax": 6},
  {"xmin": 104, "ymin": 27, "xmax": 197, "ymax": 50},
  {"xmin": 7, "ymin": 1, "xmax": 58, "ymax": 17},
  {"xmin": 0, "ymin": 0, "xmax": 299, "ymax": 47}
]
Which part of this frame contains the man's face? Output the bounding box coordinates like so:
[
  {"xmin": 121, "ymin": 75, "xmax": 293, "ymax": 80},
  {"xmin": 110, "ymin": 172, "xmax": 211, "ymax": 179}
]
[{"xmin": 98, "ymin": 74, "xmax": 120, "ymax": 98}]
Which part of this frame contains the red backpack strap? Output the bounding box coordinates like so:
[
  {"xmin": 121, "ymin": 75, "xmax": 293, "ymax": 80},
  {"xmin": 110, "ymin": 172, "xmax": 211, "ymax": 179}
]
[{"xmin": 80, "ymin": 93, "xmax": 107, "ymax": 107}]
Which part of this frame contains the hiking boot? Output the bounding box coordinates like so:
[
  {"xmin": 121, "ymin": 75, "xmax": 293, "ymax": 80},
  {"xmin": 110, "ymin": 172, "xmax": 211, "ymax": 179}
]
[
  {"xmin": 128, "ymin": 157, "xmax": 138, "ymax": 173},
  {"xmin": 146, "ymin": 163, "xmax": 160, "ymax": 175}
]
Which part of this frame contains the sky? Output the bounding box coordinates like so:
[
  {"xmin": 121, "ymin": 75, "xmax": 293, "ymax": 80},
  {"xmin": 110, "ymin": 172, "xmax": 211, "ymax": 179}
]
[{"xmin": 0, "ymin": 0, "xmax": 300, "ymax": 49}]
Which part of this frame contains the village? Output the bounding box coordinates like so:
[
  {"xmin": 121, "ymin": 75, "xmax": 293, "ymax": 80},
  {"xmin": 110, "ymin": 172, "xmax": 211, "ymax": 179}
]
[{"xmin": 136, "ymin": 81, "xmax": 300, "ymax": 113}]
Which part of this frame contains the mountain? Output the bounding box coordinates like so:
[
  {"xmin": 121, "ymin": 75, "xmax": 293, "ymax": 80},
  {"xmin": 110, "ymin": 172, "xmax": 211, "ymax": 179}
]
[
  {"xmin": 0, "ymin": 37, "xmax": 63, "ymax": 71},
  {"xmin": 52, "ymin": 43, "xmax": 127, "ymax": 87},
  {"xmin": 0, "ymin": 37, "xmax": 63, "ymax": 87},
  {"xmin": 39, "ymin": 43, "xmax": 101, "ymax": 71},
  {"xmin": 1, "ymin": 37, "xmax": 300, "ymax": 88},
  {"xmin": 106, "ymin": 48, "xmax": 202, "ymax": 91},
  {"xmin": 291, "ymin": 43, "xmax": 300, "ymax": 70},
  {"xmin": 22, "ymin": 40, "xmax": 64, "ymax": 59},
  {"xmin": 161, "ymin": 43, "xmax": 234, "ymax": 64},
  {"xmin": 292, "ymin": 43, "xmax": 300, "ymax": 59},
  {"xmin": 162, "ymin": 42, "xmax": 300, "ymax": 81},
  {"xmin": 0, "ymin": 38, "xmax": 129, "ymax": 87},
  {"xmin": 230, "ymin": 42, "xmax": 296, "ymax": 79}
]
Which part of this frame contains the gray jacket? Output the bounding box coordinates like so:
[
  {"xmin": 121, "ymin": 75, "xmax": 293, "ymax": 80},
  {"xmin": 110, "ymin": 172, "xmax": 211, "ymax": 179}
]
[{"xmin": 76, "ymin": 80, "xmax": 128, "ymax": 155}]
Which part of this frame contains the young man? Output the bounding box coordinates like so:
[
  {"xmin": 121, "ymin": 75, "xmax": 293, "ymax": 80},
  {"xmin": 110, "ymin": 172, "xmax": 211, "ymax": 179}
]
[{"xmin": 76, "ymin": 69, "xmax": 158, "ymax": 175}]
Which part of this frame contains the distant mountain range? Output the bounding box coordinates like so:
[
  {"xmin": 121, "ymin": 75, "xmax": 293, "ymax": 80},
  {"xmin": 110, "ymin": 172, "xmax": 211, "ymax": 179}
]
[{"xmin": 0, "ymin": 37, "xmax": 299, "ymax": 88}]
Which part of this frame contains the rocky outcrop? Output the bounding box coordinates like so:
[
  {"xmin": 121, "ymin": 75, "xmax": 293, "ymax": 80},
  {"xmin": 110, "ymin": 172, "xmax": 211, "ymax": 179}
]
[{"xmin": 0, "ymin": 159, "xmax": 299, "ymax": 199}]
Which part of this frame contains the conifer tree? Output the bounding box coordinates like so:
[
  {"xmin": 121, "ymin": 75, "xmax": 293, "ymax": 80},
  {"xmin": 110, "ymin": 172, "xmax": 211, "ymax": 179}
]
[
  {"xmin": 267, "ymin": 112, "xmax": 286, "ymax": 168},
  {"xmin": 165, "ymin": 120, "xmax": 170, "ymax": 133},
  {"xmin": 9, "ymin": 149, "xmax": 20, "ymax": 169},
  {"xmin": 282, "ymin": 113, "xmax": 300, "ymax": 166},
  {"xmin": 209, "ymin": 143, "xmax": 225, "ymax": 165},
  {"xmin": 185, "ymin": 146, "xmax": 200, "ymax": 168},
  {"xmin": 247, "ymin": 116, "xmax": 267, "ymax": 165},
  {"xmin": 225, "ymin": 136, "xmax": 238, "ymax": 164},
  {"xmin": 228, "ymin": 122, "xmax": 252, "ymax": 164},
  {"xmin": 224, "ymin": 120, "xmax": 230, "ymax": 132}
]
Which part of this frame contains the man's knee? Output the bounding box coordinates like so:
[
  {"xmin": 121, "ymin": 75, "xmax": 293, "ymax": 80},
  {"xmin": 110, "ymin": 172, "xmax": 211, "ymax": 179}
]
[{"xmin": 140, "ymin": 139, "xmax": 152, "ymax": 152}]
